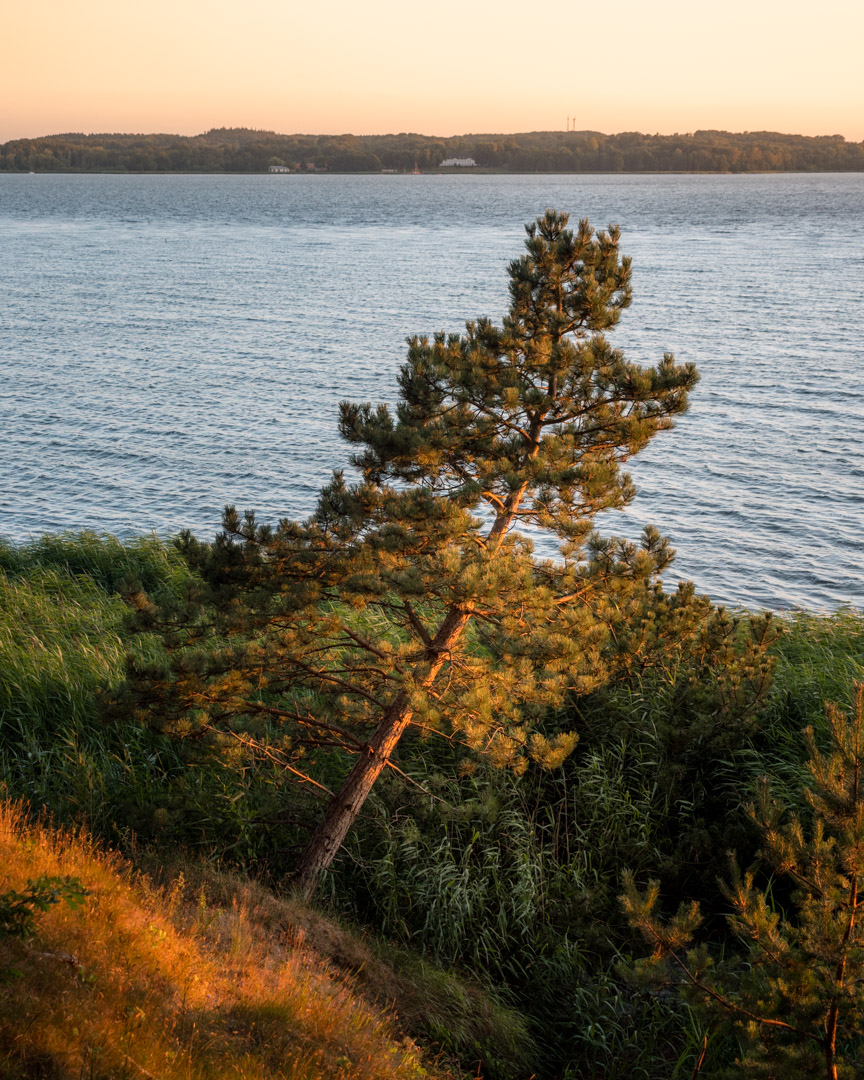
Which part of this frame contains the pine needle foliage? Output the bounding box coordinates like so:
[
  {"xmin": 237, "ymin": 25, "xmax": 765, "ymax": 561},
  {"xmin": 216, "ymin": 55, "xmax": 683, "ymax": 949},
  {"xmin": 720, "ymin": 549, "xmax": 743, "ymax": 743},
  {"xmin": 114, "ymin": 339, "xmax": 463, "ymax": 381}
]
[
  {"xmin": 119, "ymin": 210, "xmax": 717, "ymax": 895},
  {"xmin": 622, "ymin": 682, "xmax": 864, "ymax": 1080}
]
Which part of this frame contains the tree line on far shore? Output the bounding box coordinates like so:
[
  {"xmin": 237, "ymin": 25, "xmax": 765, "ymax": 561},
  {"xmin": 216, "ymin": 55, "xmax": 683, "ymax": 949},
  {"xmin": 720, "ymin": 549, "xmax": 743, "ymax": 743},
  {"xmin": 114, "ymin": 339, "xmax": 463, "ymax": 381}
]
[{"xmin": 2, "ymin": 126, "xmax": 863, "ymax": 173}]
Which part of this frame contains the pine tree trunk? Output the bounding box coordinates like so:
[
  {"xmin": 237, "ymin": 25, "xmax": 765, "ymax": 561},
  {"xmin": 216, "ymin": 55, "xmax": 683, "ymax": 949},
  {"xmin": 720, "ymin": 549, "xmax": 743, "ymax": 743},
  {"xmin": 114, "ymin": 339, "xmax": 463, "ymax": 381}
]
[
  {"xmin": 292, "ymin": 479, "xmax": 534, "ymax": 901},
  {"xmin": 291, "ymin": 605, "xmax": 473, "ymax": 900}
]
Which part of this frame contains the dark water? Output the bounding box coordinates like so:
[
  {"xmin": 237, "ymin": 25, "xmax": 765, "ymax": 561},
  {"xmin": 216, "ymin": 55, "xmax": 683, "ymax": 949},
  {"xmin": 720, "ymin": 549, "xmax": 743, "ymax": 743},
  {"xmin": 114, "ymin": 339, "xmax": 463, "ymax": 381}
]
[{"xmin": 1, "ymin": 173, "xmax": 862, "ymax": 610}]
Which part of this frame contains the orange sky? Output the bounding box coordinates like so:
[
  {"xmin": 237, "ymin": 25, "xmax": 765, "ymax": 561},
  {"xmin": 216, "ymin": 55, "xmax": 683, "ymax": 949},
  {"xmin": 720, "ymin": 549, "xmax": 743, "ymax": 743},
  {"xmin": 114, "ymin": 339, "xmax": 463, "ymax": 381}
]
[{"xmin": 2, "ymin": 0, "xmax": 862, "ymax": 142}]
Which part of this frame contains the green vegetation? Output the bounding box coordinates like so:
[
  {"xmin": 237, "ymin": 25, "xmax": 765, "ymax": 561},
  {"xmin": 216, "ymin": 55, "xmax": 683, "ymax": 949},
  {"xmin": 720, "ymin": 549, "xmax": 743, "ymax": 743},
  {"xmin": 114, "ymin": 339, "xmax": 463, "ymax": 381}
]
[
  {"xmin": 0, "ymin": 524, "xmax": 859, "ymax": 1080},
  {"xmin": 0, "ymin": 875, "xmax": 86, "ymax": 942},
  {"xmin": 1, "ymin": 214, "xmax": 862, "ymax": 1077},
  {"xmin": 624, "ymin": 683, "xmax": 864, "ymax": 1079},
  {"xmin": 1, "ymin": 529, "xmax": 862, "ymax": 1076},
  {"xmin": 2, "ymin": 126, "xmax": 863, "ymax": 173}
]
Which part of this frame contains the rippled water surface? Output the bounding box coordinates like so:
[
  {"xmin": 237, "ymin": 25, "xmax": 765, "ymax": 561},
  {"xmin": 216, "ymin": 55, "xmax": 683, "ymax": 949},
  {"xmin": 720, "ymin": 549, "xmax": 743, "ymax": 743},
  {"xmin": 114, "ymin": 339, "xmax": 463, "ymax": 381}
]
[{"xmin": 1, "ymin": 172, "xmax": 862, "ymax": 610}]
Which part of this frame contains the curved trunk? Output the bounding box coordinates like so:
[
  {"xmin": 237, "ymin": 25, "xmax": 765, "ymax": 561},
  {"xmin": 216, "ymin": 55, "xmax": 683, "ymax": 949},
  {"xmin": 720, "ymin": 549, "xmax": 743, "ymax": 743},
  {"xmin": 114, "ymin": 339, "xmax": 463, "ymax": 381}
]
[
  {"xmin": 292, "ymin": 605, "xmax": 473, "ymax": 900},
  {"xmin": 292, "ymin": 482, "xmax": 534, "ymax": 901}
]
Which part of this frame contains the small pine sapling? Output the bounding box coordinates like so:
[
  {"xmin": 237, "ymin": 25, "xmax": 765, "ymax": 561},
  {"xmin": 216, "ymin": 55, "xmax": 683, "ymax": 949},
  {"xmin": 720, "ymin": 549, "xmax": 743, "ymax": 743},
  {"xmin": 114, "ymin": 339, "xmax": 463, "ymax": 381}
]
[{"xmin": 622, "ymin": 681, "xmax": 864, "ymax": 1080}]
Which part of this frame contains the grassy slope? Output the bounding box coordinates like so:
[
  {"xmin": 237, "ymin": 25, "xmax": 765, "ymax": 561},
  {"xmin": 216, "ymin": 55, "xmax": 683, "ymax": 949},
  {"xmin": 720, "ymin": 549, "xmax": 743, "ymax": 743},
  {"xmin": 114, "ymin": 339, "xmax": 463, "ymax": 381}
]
[{"xmin": 0, "ymin": 800, "xmax": 453, "ymax": 1080}]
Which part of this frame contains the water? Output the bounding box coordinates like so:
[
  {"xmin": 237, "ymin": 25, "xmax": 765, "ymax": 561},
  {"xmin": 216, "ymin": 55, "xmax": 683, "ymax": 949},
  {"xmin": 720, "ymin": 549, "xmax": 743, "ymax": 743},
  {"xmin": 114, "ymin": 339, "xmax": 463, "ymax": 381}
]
[{"xmin": 1, "ymin": 172, "xmax": 862, "ymax": 611}]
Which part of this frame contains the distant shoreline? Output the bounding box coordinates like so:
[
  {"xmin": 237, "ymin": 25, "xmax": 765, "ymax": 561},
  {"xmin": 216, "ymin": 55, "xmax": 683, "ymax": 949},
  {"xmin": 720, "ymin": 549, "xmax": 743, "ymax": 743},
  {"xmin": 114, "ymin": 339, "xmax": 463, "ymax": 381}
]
[
  {"xmin": 5, "ymin": 168, "xmax": 863, "ymax": 176},
  {"xmin": 4, "ymin": 128, "xmax": 863, "ymax": 175}
]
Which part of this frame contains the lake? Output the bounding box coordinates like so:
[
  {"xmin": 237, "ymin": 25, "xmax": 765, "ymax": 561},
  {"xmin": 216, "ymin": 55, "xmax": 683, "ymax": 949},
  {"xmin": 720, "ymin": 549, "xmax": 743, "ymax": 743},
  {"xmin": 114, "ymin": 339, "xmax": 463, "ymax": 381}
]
[{"xmin": 1, "ymin": 172, "xmax": 862, "ymax": 611}]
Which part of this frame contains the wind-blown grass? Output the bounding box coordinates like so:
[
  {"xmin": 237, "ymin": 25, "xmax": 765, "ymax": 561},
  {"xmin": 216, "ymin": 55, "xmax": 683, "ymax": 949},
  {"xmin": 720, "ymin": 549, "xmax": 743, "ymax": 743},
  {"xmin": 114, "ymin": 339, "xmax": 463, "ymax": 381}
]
[
  {"xmin": 0, "ymin": 557, "xmax": 191, "ymax": 836},
  {"xmin": 0, "ymin": 530, "xmax": 188, "ymax": 597},
  {"xmin": 0, "ymin": 534, "xmax": 300, "ymax": 854}
]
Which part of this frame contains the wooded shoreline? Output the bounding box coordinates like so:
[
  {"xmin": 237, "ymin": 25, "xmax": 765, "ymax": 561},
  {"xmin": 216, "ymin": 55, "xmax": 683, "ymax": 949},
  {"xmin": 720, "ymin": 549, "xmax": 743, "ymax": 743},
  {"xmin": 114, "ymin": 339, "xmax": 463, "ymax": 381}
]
[{"xmin": 4, "ymin": 126, "xmax": 863, "ymax": 174}]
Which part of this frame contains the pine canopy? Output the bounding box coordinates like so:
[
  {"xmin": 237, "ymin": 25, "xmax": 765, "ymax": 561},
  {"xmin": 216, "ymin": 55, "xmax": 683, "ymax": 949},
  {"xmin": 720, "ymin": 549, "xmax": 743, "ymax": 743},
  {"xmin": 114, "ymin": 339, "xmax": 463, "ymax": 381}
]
[{"xmin": 120, "ymin": 210, "xmax": 770, "ymax": 894}]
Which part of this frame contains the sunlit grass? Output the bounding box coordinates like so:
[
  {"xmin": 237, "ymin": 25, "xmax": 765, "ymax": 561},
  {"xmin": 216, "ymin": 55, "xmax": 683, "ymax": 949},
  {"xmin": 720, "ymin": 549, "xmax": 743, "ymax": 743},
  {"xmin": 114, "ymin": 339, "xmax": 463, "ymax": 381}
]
[
  {"xmin": 0, "ymin": 530, "xmax": 188, "ymax": 598},
  {"xmin": 771, "ymin": 606, "xmax": 864, "ymax": 719},
  {"xmin": 0, "ymin": 800, "xmax": 447, "ymax": 1080}
]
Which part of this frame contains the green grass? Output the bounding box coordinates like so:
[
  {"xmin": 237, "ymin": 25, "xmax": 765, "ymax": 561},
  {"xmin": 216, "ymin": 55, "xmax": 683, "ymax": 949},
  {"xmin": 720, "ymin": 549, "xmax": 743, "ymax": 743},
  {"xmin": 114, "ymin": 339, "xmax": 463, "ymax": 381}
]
[
  {"xmin": 0, "ymin": 530, "xmax": 188, "ymax": 597},
  {"xmin": 0, "ymin": 547, "xmax": 192, "ymax": 835},
  {"xmin": 0, "ymin": 533, "xmax": 304, "ymax": 858},
  {"xmin": 770, "ymin": 607, "xmax": 864, "ymax": 729}
]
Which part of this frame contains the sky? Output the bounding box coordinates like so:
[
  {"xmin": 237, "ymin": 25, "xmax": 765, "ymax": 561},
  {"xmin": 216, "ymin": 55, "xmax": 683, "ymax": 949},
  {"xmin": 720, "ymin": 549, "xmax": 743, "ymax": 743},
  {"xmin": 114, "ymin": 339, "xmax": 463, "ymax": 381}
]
[{"xmin": 2, "ymin": 0, "xmax": 863, "ymax": 142}]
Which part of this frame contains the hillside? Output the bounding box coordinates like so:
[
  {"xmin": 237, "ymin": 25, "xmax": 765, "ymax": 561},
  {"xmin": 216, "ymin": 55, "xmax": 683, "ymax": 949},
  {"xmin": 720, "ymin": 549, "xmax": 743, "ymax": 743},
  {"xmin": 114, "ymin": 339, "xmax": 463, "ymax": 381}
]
[{"xmin": 0, "ymin": 799, "xmax": 534, "ymax": 1079}]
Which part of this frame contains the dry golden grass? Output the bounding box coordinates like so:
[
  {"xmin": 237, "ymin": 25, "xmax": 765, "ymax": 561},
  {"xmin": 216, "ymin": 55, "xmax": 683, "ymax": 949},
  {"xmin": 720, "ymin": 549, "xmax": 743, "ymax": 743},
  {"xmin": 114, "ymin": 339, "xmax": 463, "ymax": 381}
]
[
  {"xmin": 0, "ymin": 801, "xmax": 449, "ymax": 1080},
  {"xmin": 139, "ymin": 857, "xmax": 526, "ymax": 1074}
]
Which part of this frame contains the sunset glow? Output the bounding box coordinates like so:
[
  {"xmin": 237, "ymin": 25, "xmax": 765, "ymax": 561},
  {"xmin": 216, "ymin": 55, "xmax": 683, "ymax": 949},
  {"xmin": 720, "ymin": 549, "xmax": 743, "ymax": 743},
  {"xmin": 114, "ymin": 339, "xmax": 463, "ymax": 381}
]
[{"xmin": 2, "ymin": 0, "xmax": 862, "ymax": 141}]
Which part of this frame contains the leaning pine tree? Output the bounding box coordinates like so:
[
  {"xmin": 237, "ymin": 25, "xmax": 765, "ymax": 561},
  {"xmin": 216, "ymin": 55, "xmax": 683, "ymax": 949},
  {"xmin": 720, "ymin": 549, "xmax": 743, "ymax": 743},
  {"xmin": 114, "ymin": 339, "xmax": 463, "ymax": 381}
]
[{"xmin": 125, "ymin": 211, "xmax": 768, "ymax": 900}]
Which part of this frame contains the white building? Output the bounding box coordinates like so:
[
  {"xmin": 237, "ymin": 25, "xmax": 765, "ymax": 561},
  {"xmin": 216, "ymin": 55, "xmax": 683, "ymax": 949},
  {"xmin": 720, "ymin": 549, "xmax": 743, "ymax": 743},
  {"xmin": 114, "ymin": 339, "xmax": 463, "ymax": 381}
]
[{"xmin": 439, "ymin": 157, "xmax": 477, "ymax": 168}]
